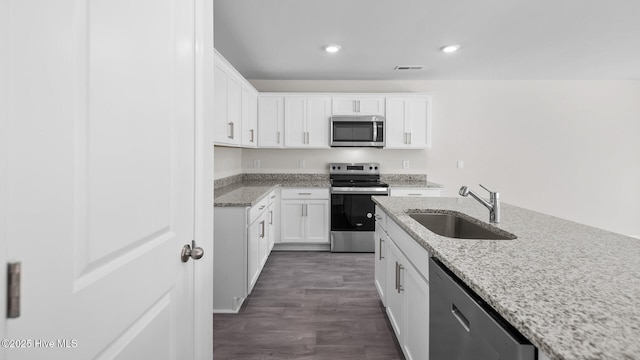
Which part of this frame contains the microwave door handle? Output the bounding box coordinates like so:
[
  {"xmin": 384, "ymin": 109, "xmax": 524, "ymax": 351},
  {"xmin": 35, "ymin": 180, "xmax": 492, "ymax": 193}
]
[{"xmin": 372, "ymin": 122, "xmax": 378, "ymax": 143}]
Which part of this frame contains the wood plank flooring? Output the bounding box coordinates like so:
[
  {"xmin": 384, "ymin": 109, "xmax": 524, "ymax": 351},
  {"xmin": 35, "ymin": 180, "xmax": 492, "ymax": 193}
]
[{"xmin": 213, "ymin": 251, "xmax": 404, "ymax": 360}]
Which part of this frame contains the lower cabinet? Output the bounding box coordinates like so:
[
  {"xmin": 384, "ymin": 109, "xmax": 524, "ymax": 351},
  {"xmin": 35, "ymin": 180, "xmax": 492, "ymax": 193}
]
[
  {"xmin": 376, "ymin": 207, "xmax": 430, "ymax": 360},
  {"xmin": 213, "ymin": 191, "xmax": 275, "ymax": 313},
  {"xmin": 280, "ymin": 188, "xmax": 329, "ymax": 243},
  {"xmin": 374, "ymin": 222, "xmax": 388, "ymax": 306}
]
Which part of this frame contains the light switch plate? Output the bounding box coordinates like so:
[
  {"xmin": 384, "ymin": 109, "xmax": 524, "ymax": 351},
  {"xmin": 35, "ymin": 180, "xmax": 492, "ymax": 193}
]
[
  {"xmin": 403, "ymin": 160, "xmax": 409, "ymax": 169},
  {"xmin": 253, "ymin": 160, "xmax": 261, "ymax": 168}
]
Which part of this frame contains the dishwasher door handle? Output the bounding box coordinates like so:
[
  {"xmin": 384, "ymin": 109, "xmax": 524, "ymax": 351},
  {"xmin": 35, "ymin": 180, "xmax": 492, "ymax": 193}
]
[{"xmin": 451, "ymin": 303, "xmax": 470, "ymax": 332}]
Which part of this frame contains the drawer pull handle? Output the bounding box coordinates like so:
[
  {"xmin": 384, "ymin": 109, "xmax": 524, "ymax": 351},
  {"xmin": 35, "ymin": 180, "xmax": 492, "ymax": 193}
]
[{"xmin": 451, "ymin": 303, "xmax": 470, "ymax": 332}]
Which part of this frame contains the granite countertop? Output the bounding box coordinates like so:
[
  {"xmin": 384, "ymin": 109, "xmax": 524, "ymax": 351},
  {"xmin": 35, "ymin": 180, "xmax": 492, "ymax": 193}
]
[
  {"xmin": 372, "ymin": 196, "xmax": 640, "ymax": 360},
  {"xmin": 214, "ymin": 180, "xmax": 330, "ymax": 207},
  {"xmin": 214, "ymin": 173, "xmax": 441, "ymax": 207}
]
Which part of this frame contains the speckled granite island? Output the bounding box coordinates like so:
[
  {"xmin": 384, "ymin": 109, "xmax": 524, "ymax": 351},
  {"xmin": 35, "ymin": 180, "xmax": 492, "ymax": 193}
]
[{"xmin": 372, "ymin": 196, "xmax": 640, "ymax": 360}]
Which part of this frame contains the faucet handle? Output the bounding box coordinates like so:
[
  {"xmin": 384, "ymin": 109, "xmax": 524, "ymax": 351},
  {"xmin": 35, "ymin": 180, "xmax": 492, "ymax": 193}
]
[{"xmin": 479, "ymin": 184, "xmax": 495, "ymax": 194}]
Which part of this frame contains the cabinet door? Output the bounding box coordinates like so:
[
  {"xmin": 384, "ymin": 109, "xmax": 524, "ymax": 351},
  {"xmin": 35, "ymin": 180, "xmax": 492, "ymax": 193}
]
[
  {"xmin": 257, "ymin": 96, "xmax": 284, "ymax": 147},
  {"xmin": 247, "ymin": 217, "xmax": 262, "ymax": 292},
  {"xmin": 284, "ymin": 97, "xmax": 306, "ymax": 147},
  {"xmin": 375, "ymin": 224, "xmax": 388, "ymax": 305},
  {"xmin": 281, "ymin": 200, "xmax": 305, "ymax": 242},
  {"xmin": 332, "ymin": 97, "xmax": 385, "ymax": 115},
  {"xmin": 241, "ymin": 88, "xmax": 258, "ymax": 147},
  {"xmin": 385, "ymin": 240, "xmax": 405, "ymax": 340},
  {"xmin": 403, "ymin": 263, "xmax": 429, "ymax": 360},
  {"xmin": 268, "ymin": 205, "xmax": 276, "ymax": 251},
  {"xmin": 305, "ymin": 199, "xmax": 329, "ymax": 243},
  {"xmin": 358, "ymin": 97, "xmax": 385, "ymax": 115},
  {"xmin": 257, "ymin": 215, "xmax": 269, "ymax": 269},
  {"xmin": 226, "ymin": 76, "xmax": 242, "ymax": 145},
  {"xmin": 306, "ymin": 97, "xmax": 331, "ymax": 148},
  {"xmin": 332, "ymin": 98, "xmax": 359, "ymax": 115},
  {"xmin": 385, "ymin": 98, "xmax": 408, "ymax": 148},
  {"xmin": 404, "ymin": 98, "xmax": 428, "ymax": 149},
  {"xmin": 213, "ymin": 63, "xmax": 229, "ymax": 144}
]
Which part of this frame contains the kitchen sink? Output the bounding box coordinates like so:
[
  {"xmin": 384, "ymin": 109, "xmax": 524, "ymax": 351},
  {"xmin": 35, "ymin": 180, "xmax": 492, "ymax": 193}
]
[{"xmin": 408, "ymin": 212, "xmax": 516, "ymax": 240}]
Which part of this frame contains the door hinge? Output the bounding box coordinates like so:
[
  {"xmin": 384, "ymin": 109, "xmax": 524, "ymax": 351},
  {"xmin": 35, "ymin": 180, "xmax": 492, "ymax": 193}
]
[{"xmin": 7, "ymin": 262, "xmax": 21, "ymax": 318}]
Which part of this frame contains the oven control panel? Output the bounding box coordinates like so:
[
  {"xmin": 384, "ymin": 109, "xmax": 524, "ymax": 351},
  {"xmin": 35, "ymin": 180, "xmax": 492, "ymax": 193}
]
[{"xmin": 329, "ymin": 162, "xmax": 380, "ymax": 175}]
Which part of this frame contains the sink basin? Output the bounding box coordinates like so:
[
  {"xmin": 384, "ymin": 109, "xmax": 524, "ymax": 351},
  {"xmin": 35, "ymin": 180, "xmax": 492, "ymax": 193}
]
[{"xmin": 408, "ymin": 212, "xmax": 516, "ymax": 240}]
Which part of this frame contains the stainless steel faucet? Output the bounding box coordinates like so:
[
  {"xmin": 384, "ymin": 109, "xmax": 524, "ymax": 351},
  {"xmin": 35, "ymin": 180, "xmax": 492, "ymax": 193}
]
[{"xmin": 459, "ymin": 184, "xmax": 501, "ymax": 223}]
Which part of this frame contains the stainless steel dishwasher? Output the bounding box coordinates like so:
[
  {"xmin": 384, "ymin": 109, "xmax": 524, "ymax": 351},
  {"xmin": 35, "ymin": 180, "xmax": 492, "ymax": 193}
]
[{"xmin": 430, "ymin": 258, "xmax": 535, "ymax": 360}]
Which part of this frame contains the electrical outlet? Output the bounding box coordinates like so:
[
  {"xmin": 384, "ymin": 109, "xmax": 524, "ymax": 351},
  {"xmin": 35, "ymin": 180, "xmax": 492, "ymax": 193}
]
[
  {"xmin": 403, "ymin": 160, "xmax": 409, "ymax": 169},
  {"xmin": 253, "ymin": 160, "xmax": 261, "ymax": 168},
  {"xmin": 299, "ymin": 159, "xmax": 306, "ymax": 168},
  {"xmin": 457, "ymin": 160, "xmax": 464, "ymax": 169}
]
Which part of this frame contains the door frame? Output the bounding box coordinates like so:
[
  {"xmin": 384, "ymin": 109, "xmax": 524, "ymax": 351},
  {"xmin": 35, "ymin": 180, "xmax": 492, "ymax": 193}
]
[{"xmin": 194, "ymin": 0, "xmax": 214, "ymax": 358}]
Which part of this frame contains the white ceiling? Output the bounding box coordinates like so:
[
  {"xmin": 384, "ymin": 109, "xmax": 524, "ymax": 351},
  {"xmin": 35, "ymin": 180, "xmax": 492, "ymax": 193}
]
[{"xmin": 214, "ymin": 0, "xmax": 640, "ymax": 81}]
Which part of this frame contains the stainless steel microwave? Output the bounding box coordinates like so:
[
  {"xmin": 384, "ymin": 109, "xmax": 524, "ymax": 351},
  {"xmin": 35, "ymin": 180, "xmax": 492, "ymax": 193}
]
[{"xmin": 330, "ymin": 115, "xmax": 385, "ymax": 147}]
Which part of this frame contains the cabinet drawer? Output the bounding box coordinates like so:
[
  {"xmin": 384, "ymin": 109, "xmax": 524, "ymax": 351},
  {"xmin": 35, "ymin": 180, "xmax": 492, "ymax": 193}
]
[
  {"xmin": 267, "ymin": 190, "xmax": 277, "ymax": 205},
  {"xmin": 280, "ymin": 188, "xmax": 329, "ymax": 200},
  {"xmin": 374, "ymin": 205, "xmax": 388, "ymax": 231},
  {"xmin": 388, "ymin": 217, "xmax": 430, "ymax": 281},
  {"xmin": 249, "ymin": 195, "xmax": 269, "ymax": 224},
  {"xmin": 390, "ymin": 188, "xmax": 441, "ymax": 197}
]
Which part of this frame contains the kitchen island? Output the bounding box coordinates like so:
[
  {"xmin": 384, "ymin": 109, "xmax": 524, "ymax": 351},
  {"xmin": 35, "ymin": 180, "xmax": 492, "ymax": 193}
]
[{"xmin": 373, "ymin": 196, "xmax": 640, "ymax": 360}]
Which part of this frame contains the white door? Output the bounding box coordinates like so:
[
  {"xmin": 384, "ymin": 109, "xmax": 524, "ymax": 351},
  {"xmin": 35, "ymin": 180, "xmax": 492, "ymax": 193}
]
[
  {"xmin": 284, "ymin": 97, "xmax": 307, "ymax": 147},
  {"xmin": 385, "ymin": 98, "xmax": 409, "ymax": 148},
  {"xmin": 257, "ymin": 96, "xmax": 284, "ymax": 148},
  {"xmin": 405, "ymin": 98, "xmax": 429, "ymax": 148},
  {"xmin": 305, "ymin": 200, "xmax": 330, "ymax": 243},
  {"xmin": 1, "ymin": 0, "xmax": 208, "ymax": 358},
  {"xmin": 306, "ymin": 97, "xmax": 331, "ymax": 148},
  {"xmin": 281, "ymin": 200, "xmax": 305, "ymax": 242}
]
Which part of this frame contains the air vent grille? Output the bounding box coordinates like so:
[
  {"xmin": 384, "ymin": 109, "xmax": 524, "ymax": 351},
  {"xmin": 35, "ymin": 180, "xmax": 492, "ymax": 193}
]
[{"xmin": 394, "ymin": 65, "xmax": 424, "ymax": 70}]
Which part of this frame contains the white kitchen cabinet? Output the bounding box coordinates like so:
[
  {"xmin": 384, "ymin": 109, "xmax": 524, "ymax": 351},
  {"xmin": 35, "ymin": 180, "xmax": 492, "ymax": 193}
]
[
  {"xmin": 284, "ymin": 96, "xmax": 331, "ymax": 148},
  {"xmin": 403, "ymin": 258, "xmax": 430, "ymax": 360},
  {"xmin": 385, "ymin": 96, "xmax": 431, "ymax": 149},
  {"xmin": 247, "ymin": 210, "xmax": 266, "ymax": 292},
  {"xmin": 214, "ymin": 50, "xmax": 259, "ymax": 147},
  {"xmin": 375, "ymin": 222, "xmax": 388, "ymax": 306},
  {"xmin": 213, "ymin": 191, "xmax": 275, "ymax": 313},
  {"xmin": 332, "ymin": 96, "xmax": 385, "ymax": 115},
  {"xmin": 280, "ymin": 188, "xmax": 329, "ymax": 243},
  {"xmin": 379, "ymin": 208, "xmax": 431, "ymax": 360},
  {"xmin": 267, "ymin": 190, "xmax": 279, "ymax": 246},
  {"xmin": 257, "ymin": 96, "xmax": 285, "ymax": 148},
  {"xmin": 241, "ymin": 87, "xmax": 258, "ymax": 147},
  {"xmin": 385, "ymin": 239, "xmax": 406, "ymax": 341},
  {"xmin": 390, "ymin": 188, "xmax": 441, "ymax": 197}
]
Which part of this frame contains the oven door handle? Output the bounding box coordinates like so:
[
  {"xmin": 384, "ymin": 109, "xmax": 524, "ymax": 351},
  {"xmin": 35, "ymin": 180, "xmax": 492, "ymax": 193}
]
[{"xmin": 330, "ymin": 187, "xmax": 389, "ymax": 195}]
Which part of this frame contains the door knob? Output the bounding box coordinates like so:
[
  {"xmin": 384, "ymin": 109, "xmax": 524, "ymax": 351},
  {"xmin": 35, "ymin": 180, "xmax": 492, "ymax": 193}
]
[{"xmin": 181, "ymin": 240, "xmax": 204, "ymax": 262}]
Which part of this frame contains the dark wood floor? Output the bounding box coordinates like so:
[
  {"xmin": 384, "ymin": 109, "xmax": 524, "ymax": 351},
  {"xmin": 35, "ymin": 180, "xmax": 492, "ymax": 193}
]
[{"xmin": 213, "ymin": 251, "xmax": 404, "ymax": 360}]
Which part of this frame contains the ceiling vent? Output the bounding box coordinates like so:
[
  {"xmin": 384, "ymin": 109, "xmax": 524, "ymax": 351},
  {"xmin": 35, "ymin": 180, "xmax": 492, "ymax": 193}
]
[{"xmin": 394, "ymin": 65, "xmax": 424, "ymax": 70}]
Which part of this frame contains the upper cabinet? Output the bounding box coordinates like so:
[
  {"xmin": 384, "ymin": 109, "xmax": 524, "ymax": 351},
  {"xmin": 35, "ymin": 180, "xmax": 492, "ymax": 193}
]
[
  {"xmin": 241, "ymin": 88, "xmax": 258, "ymax": 147},
  {"xmin": 332, "ymin": 96, "xmax": 385, "ymax": 116},
  {"xmin": 257, "ymin": 96, "xmax": 284, "ymax": 148},
  {"xmin": 214, "ymin": 50, "xmax": 258, "ymax": 147},
  {"xmin": 385, "ymin": 96, "xmax": 432, "ymax": 149},
  {"xmin": 284, "ymin": 96, "xmax": 331, "ymax": 148},
  {"xmin": 212, "ymin": 53, "xmax": 433, "ymax": 150}
]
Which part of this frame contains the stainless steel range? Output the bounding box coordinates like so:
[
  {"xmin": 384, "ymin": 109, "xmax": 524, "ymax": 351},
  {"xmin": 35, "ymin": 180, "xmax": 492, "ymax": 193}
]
[{"xmin": 329, "ymin": 162, "xmax": 389, "ymax": 252}]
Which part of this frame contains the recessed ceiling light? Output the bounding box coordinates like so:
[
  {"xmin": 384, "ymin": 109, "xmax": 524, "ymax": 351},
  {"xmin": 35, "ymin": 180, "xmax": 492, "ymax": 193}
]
[
  {"xmin": 440, "ymin": 44, "xmax": 460, "ymax": 53},
  {"xmin": 324, "ymin": 44, "xmax": 341, "ymax": 53}
]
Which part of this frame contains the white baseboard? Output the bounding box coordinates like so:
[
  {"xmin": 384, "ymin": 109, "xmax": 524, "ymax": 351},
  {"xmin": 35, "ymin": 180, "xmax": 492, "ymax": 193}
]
[{"xmin": 273, "ymin": 243, "xmax": 331, "ymax": 251}]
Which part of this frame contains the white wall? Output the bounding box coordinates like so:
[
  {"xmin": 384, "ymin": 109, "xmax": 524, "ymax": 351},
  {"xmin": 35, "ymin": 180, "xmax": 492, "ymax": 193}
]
[
  {"xmin": 247, "ymin": 80, "xmax": 640, "ymax": 237},
  {"xmin": 241, "ymin": 148, "xmax": 428, "ymax": 174},
  {"xmin": 214, "ymin": 146, "xmax": 243, "ymax": 179}
]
